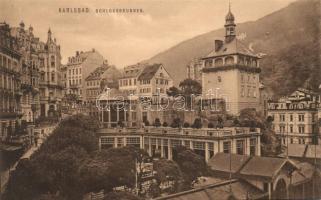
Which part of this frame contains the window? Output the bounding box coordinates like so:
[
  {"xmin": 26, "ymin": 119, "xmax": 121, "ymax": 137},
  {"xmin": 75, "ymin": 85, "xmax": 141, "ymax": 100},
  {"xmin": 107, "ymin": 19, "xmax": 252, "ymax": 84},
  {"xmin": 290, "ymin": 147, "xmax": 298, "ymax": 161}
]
[
  {"xmin": 236, "ymin": 140, "xmax": 244, "ymax": 155},
  {"xmin": 290, "ymin": 114, "xmax": 293, "ymax": 122},
  {"xmin": 280, "ymin": 125, "xmax": 285, "ymax": 133},
  {"xmin": 298, "ymin": 114, "xmax": 304, "ymax": 122},
  {"xmin": 214, "ymin": 58, "xmax": 223, "ymax": 66},
  {"xmin": 247, "ymin": 87, "xmax": 251, "ymax": 97},
  {"xmin": 193, "ymin": 141, "xmax": 205, "ymax": 150},
  {"xmin": 241, "ymin": 74, "xmax": 244, "ymax": 82},
  {"xmin": 279, "ymin": 114, "xmax": 285, "ymax": 122},
  {"xmin": 50, "ymin": 56, "xmax": 55, "ymax": 67},
  {"xmin": 299, "ymin": 126, "xmax": 305, "ymax": 134},
  {"xmin": 51, "ymin": 73, "xmax": 55, "ymax": 82},
  {"xmin": 290, "ymin": 125, "xmax": 293, "ymax": 133},
  {"xmin": 218, "ymin": 76, "xmax": 222, "ymax": 83},
  {"xmin": 241, "ymin": 86, "xmax": 245, "ymax": 97},
  {"xmin": 79, "ymin": 68, "xmax": 81, "ymax": 74},
  {"xmin": 223, "ymin": 141, "xmax": 231, "ymax": 153},
  {"xmin": 250, "ymin": 138, "xmax": 256, "ymax": 156},
  {"xmin": 225, "ymin": 56, "xmax": 234, "ymax": 65}
]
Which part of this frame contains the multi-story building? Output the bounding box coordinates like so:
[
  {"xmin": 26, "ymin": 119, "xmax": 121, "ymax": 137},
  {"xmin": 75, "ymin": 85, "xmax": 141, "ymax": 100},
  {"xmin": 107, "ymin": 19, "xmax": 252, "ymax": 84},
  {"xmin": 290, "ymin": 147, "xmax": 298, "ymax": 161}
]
[
  {"xmin": 267, "ymin": 88, "xmax": 320, "ymax": 145},
  {"xmin": 186, "ymin": 58, "xmax": 203, "ymax": 84},
  {"xmin": 0, "ymin": 22, "xmax": 22, "ymax": 141},
  {"xmin": 98, "ymin": 126, "xmax": 261, "ymax": 163},
  {"xmin": 38, "ymin": 29, "xmax": 64, "ymax": 117},
  {"xmin": 85, "ymin": 63, "xmax": 120, "ymax": 104},
  {"xmin": 119, "ymin": 63, "xmax": 173, "ymax": 96},
  {"xmin": 65, "ymin": 49, "xmax": 105, "ymax": 101},
  {"xmin": 11, "ymin": 22, "xmax": 40, "ymax": 122},
  {"xmin": 201, "ymin": 7, "xmax": 261, "ymax": 115}
]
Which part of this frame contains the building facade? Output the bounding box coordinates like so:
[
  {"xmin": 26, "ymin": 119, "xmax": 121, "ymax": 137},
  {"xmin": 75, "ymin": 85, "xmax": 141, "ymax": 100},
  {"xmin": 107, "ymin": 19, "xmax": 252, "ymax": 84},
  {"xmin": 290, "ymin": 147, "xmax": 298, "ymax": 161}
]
[
  {"xmin": 85, "ymin": 63, "xmax": 120, "ymax": 104},
  {"xmin": 119, "ymin": 63, "xmax": 173, "ymax": 97},
  {"xmin": 34, "ymin": 29, "xmax": 64, "ymax": 117},
  {"xmin": 64, "ymin": 49, "xmax": 105, "ymax": 101},
  {"xmin": 201, "ymin": 7, "xmax": 261, "ymax": 115},
  {"xmin": 186, "ymin": 58, "xmax": 203, "ymax": 84},
  {"xmin": 267, "ymin": 88, "xmax": 320, "ymax": 145},
  {"xmin": 98, "ymin": 126, "xmax": 261, "ymax": 163},
  {"xmin": 11, "ymin": 22, "xmax": 40, "ymax": 122},
  {"xmin": 0, "ymin": 22, "xmax": 22, "ymax": 141}
]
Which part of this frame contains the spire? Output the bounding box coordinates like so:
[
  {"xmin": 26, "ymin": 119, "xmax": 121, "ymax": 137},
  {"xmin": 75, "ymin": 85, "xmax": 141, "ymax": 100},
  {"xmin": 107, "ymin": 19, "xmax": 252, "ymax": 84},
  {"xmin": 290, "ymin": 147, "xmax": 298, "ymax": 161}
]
[
  {"xmin": 224, "ymin": 1, "xmax": 236, "ymax": 43},
  {"xmin": 47, "ymin": 28, "xmax": 52, "ymax": 43}
]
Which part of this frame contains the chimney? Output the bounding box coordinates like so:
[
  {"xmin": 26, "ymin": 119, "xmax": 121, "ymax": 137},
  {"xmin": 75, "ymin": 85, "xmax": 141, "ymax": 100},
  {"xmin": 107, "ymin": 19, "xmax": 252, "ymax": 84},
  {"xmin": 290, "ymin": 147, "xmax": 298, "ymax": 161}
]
[
  {"xmin": 76, "ymin": 51, "xmax": 79, "ymax": 56},
  {"xmin": 214, "ymin": 40, "xmax": 223, "ymax": 52},
  {"xmin": 92, "ymin": 48, "xmax": 95, "ymax": 52}
]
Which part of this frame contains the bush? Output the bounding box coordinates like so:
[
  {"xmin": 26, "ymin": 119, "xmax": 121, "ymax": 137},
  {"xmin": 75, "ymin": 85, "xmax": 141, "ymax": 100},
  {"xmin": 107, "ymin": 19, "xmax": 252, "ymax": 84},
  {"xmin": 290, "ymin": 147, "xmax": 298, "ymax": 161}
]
[
  {"xmin": 183, "ymin": 122, "xmax": 190, "ymax": 128},
  {"xmin": 208, "ymin": 122, "xmax": 214, "ymax": 128},
  {"xmin": 162, "ymin": 122, "xmax": 168, "ymax": 127},
  {"xmin": 171, "ymin": 118, "xmax": 181, "ymax": 128},
  {"xmin": 144, "ymin": 120, "xmax": 150, "ymax": 126},
  {"xmin": 192, "ymin": 118, "xmax": 202, "ymax": 129},
  {"xmin": 154, "ymin": 118, "xmax": 161, "ymax": 127}
]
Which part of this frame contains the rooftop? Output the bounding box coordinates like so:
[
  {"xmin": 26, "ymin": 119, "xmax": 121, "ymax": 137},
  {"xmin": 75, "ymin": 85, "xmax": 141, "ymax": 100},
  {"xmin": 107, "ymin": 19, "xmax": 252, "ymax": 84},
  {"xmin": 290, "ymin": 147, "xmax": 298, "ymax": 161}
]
[
  {"xmin": 137, "ymin": 63, "xmax": 162, "ymax": 81},
  {"xmin": 203, "ymin": 38, "xmax": 258, "ymax": 59}
]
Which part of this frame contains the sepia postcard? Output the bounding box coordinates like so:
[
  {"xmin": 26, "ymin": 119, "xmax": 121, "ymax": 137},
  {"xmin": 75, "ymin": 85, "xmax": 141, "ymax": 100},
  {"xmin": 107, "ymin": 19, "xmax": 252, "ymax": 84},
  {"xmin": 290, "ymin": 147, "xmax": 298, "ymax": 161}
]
[{"xmin": 0, "ymin": 0, "xmax": 320, "ymax": 199}]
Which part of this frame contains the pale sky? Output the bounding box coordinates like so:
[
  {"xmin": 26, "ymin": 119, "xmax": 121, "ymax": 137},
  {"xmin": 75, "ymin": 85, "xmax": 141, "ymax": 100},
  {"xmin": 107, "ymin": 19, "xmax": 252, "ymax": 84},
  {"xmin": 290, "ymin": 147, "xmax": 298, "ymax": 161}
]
[{"xmin": 0, "ymin": 0, "xmax": 296, "ymax": 67}]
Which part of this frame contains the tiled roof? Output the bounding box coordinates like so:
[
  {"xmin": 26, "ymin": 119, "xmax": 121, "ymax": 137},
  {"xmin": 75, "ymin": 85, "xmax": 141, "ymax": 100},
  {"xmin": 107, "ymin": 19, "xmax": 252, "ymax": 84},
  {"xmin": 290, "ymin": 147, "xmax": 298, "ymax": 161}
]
[
  {"xmin": 208, "ymin": 153, "xmax": 251, "ymax": 174},
  {"xmin": 137, "ymin": 63, "xmax": 162, "ymax": 81},
  {"xmin": 203, "ymin": 38, "xmax": 258, "ymax": 59},
  {"xmin": 85, "ymin": 65, "xmax": 110, "ymax": 81},
  {"xmin": 121, "ymin": 64, "xmax": 146, "ymax": 79},
  {"xmin": 281, "ymin": 144, "xmax": 321, "ymax": 159},
  {"xmin": 239, "ymin": 156, "xmax": 297, "ymax": 179},
  {"xmin": 291, "ymin": 162, "xmax": 316, "ymax": 186}
]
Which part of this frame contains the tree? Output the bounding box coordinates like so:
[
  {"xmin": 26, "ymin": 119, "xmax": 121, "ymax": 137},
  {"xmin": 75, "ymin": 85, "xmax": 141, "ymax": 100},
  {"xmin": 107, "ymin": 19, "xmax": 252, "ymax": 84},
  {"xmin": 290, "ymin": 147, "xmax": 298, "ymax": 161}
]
[
  {"xmin": 238, "ymin": 108, "xmax": 264, "ymax": 129},
  {"xmin": 4, "ymin": 114, "xmax": 100, "ymax": 200},
  {"xmin": 162, "ymin": 122, "xmax": 168, "ymax": 127},
  {"xmin": 179, "ymin": 79, "xmax": 202, "ymax": 95},
  {"xmin": 154, "ymin": 118, "xmax": 161, "ymax": 127},
  {"xmin": 179, "ymin": 79, "xmax": 202, "ymax": 108},
  {"xmin": 208, "ymin": 122, "xmax": 214, "ymax": 128},
  {"xmin": 172, "ymin": 146, "xmax": 208, "ymax": 189},
  {"xmin": 153, "ymin": 159, "xmax": 183, "ymax": 194},
  {"xmin": 166, "ymin": 86, "xmax": 180, "ymax": 97},
  {"xmin": 192, "ymin": 118, "xmax": 202, "ymax": 129},
  {"xmin": 217, "ymin": 116, "xmax": 224, "ymax": 128}
]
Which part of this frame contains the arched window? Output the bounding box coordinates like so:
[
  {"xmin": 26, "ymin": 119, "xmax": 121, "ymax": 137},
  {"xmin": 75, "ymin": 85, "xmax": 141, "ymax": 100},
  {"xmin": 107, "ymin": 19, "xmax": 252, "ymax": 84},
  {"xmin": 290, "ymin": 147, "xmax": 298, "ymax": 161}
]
[
  {"xmin": 225, "ymin": 56, "xmax": 234, "ymax": 65},
  {"xmin": 214, "ymin": 58, "xmax": 223, "ymax": 66},
  {"xmin": 205, "ymin": 59, "xmax": 213, "ymax": 67}
]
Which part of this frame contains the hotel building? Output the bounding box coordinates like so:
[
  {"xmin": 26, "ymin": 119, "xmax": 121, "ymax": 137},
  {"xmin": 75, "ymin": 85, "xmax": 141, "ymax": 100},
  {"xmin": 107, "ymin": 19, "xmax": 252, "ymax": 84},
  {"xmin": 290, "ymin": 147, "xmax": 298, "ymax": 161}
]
[{"xmin": 267, "ymin": 88, "xmax": 320, "ymax": 145}]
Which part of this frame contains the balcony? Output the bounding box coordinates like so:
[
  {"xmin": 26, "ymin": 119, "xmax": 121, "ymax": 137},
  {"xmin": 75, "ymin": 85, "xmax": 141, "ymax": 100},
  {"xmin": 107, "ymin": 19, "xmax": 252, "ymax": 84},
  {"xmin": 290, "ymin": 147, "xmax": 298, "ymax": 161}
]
[
  {"xmin": 202, "ymin": 64, "xmax": 261, "ymax": 73},
  {"xmin": 98, "ymin": 126, "xmax": 261, "ymax": 138}
]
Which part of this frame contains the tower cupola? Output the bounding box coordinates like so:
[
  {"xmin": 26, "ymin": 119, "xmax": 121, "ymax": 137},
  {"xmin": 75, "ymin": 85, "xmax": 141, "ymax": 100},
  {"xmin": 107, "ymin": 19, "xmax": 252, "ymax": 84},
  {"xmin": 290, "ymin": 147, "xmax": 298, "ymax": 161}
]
[{"xmin": 224, "ymin": 2, "xmax": 236, "ymax": 43}]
